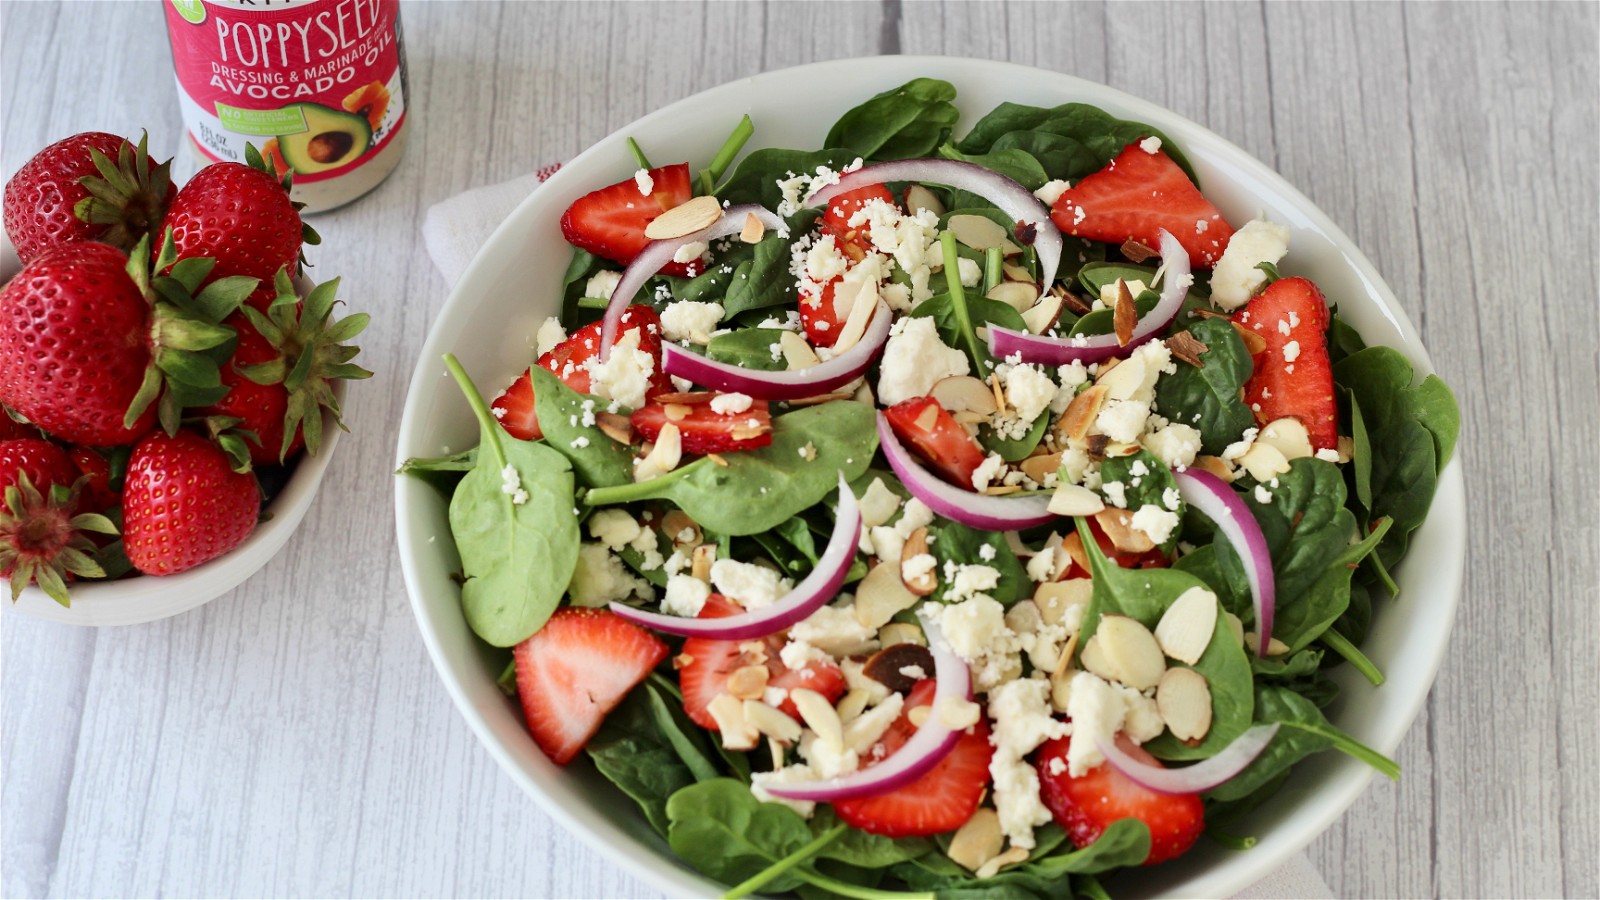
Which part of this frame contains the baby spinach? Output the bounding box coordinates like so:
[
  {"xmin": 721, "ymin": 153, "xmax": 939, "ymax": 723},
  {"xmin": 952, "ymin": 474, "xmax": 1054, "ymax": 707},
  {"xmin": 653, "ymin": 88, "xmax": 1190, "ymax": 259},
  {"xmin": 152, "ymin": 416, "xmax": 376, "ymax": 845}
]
[
  {"xmin": 666, "ymin": 779, "xmax": 819, "ymax": 895},
  {"xmin": 717, "ymin": 148, "xmax": 859, "ymax": 210},
  {"xmin": 825, "ymin": 78, "xmax": 960, "ymax": 162},
  {"xmin": 907, "ymin": 288, "xmax": 1027, "ymax": 374},
  {"xmin": 979, "ymin": 409, "xmax": 1049, "ymax": 463},
  {"xmin": 1205, "ymin": 686, "xmax": 1398, "ymax": 803},
  {"xmin": 441, "ymin": 355, "xmax": 580, "ymax": 647},
  {"xmin": 955, "ymin": 102, "xmax": 1196, "ymax": 183},
  {"xmin": 528, "ymin": 366, "xmax": 634, "ymax": 488},
  {"xmin": 937, "ymin": 143, "xmax": 1049, "ymax": 190},
  {"xmin": 1098, "ymin": 449, "xmax": 1184, "ymax": 546},
  {"xmin": 560, "ymin": 248, "xmax": 608, "ymax": 325},
  {"xmin": 807, "ymin": 808, "xmax": 933, "ymax": 870},
  {"xmin": 893, "ymin": 820, "xmax": 1150, "ymax": 895},
  {"xmin": 1325, "ymin": 310, "xmax": 1369, "ymax": 365},
  {"xmin": 396, "ymin": 446, "xmax": 477, "ymax": 496},
  {"xmin": 587, "ymin": 683, "xmax": 716, "ymax": 836},
  {"xmin": 1152, "ymin": 318, "xmax": 1255, "ymax": 454},
  {"xmin": 582, "ymin": 401, "xmax": 877, "ymax": 536},
  {"xmin": 706, "ymin": 328, "xmax": 789, "ymax": 371},
  {"xmin": 926, "ymin": 518, "xmax": 1031, "ymax": 607},
  {"xmin": 722, "ymin": 209, "xmax": 823, "ymax": 319}
]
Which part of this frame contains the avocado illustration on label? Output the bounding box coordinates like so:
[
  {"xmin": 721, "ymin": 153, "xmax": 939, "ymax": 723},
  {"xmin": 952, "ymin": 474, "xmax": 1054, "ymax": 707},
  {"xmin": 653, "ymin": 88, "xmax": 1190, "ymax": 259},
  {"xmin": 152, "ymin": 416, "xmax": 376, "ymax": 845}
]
[{"xmin": 278, "ymin": 103, "xmax": 372, "ymax": 175}]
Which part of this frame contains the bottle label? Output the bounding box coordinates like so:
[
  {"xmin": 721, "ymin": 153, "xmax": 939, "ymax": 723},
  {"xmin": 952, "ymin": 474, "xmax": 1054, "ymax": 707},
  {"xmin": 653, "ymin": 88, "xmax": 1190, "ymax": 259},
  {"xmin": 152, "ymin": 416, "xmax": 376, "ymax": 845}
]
[{"xmin": 164, "ymin": 0, "xmax": 407, "ymax": 184}]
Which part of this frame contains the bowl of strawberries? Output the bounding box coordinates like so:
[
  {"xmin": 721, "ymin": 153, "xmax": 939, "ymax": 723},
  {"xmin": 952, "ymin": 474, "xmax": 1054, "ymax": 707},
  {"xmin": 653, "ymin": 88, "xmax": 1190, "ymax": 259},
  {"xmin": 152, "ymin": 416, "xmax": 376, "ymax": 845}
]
[{"xmin": 0, "ymin": 132, "xmax": 370, "ymax": 626}]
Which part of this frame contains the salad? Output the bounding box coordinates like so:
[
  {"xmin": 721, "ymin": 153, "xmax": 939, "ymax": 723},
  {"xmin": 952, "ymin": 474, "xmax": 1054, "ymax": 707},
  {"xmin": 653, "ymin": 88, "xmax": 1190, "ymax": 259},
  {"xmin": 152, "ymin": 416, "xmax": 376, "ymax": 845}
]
[{"xmin": 402, "ymin": 78, "xmax": 1460, "ymax": 898}]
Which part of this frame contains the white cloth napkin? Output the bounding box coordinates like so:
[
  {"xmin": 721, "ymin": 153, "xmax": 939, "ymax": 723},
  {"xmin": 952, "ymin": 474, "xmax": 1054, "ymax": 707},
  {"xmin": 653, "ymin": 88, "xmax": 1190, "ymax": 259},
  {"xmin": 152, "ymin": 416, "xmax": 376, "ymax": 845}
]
[{"xmin": 420, "ymin": 169, "xmax": 1335, "ymax": 900}]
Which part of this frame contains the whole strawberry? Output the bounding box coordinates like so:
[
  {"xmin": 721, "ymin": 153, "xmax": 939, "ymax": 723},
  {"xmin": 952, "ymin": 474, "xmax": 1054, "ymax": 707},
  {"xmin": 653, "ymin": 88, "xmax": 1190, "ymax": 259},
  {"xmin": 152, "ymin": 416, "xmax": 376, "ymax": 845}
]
[
  {"xmin": 162, "ymin": 154, "xmax": 313, "ymax": 287},
  {"xmin": 3, "ymin": 132, "xmax": 173, "ymax": 264},
  {"xmin": 122, "ymin": 429, "xmax": 259, "ymax": 575},
  {"xmin": 0, "ymin": 438, "xmax": 117, "ymax": 606}
]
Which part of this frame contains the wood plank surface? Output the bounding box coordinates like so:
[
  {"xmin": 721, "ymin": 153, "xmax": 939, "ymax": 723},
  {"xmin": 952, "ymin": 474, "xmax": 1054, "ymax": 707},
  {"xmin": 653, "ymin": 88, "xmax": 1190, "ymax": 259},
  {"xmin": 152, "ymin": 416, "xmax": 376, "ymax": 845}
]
[{"xmin": 1, "ymin": 2, "xmax": 1594, "ymax": 898}]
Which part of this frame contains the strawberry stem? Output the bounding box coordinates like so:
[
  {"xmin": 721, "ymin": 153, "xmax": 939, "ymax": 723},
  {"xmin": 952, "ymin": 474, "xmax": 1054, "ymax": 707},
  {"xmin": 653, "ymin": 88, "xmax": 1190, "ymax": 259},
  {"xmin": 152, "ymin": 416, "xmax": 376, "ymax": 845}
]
[{"xmin": 442, "ymin": 354, "xmax": 507, "ymax": 472}]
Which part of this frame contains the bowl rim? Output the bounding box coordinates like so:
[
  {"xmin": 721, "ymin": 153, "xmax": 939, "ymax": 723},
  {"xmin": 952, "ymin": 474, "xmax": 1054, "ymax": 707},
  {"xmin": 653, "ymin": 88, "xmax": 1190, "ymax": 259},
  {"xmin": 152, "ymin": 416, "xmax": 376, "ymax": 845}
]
[{"xmin": 394, "ymin": 54, "xmax": 1466, "ymax": 898}]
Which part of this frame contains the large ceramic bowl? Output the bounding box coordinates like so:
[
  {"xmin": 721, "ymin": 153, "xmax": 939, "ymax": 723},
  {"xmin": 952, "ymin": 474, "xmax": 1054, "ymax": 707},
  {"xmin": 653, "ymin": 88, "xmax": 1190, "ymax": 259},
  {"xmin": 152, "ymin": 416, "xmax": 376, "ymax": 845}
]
[{"xmin": 395, "ymin": 56, "xmax": 1467, "ymax": 898}]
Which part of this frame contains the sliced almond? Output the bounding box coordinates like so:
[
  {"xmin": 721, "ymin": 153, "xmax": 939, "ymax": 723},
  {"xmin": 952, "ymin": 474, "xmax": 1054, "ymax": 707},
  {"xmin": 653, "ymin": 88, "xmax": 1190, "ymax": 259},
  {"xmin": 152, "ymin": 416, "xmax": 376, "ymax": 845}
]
[
  {"xmin": 1156, "ymin": 667, "xmax": 1213, "ymax": 742},
  {"xmin": 983, "ymin": 484, "xmax": 1022, "ymax": 496},
  {"xmin": 662, "ymin": 403, "xmax": 693, "ymax": 422},
  {"xmin": 946, "ymin": 807, "xmax": 1004, "ymax": 873},
  {"xmin": 833, "ymin": 286, "xmax": 880, "ymax": 353},
  {"xmin": 1003, "ymin": 262, "xmax": 1033, "ymax": 282},
  {"xmin": 951, "ymin": 410, "xmax": 988, "ymax": 426},
  {"xmin": 1231, "ymin": 320, "xmax": 1268, "ymax": 355},
  {"xmin": 1165, "ymin": 330, "xmax": 1209, "ymax": 368},
  {"xmin": 989, "ymin": 373, "xmax": 1009, "ymax": 416},
  {"xmin": 1060, "ymin": 531, "xmax": 1090, "ymax": 575},
  {"xmin": 878, "ymin": 622, "xmax": 925, "ymax": 647},
  {"xmin": 1223, "ymin": 612, "xmax": 1246, "ymax": 649},
  {"xmin": 643, "ymin": 195, "xmax": 723, "ymax": 240},
  {"xmin": 662, "ymin": 510, "xmax": 701, "ymax": 549},
  {"xmin": 1120, "ymin": 239, "xmax": 1159, "ymax": 263},
  {"xmin": 1035, "ymin": 578, "xmax": 1092, "ymax": 626},
  {"xmin": 842, "ymin": 693, "xmax": 904, "ymax": 753},
  {"xmin": 854, "ymin": 561, "xmax": 920, "ymax": 628},
  {"xmin": 1003, "ymin": 599, "xmax": 1043, "ymax": 636},
  {"xmin": 780, "ymin": 330, "xmax": 821, "ymax": 370},
  {"xmin": 947, "ymin": 214, "xmax": 1008, "ymax": 251},
  {"xmin": 975, "ymin": 846, "xmax": 1031, "ymax": 880},
  {"xmin": 904, "ymin": 184, "xmax": 945, "ymax": 218},
  {"xmin": 790, "ymin": 687, "xmax": 844, "ymax": 750},
  {"xmin": 935, "ymin": 695, "xmax": 983, "ymax": 730},
  {"xmin": 1049, "ymin": 634, "xmax": 1080, "ymax": 712},
  {"xmin": 1089, "ymin": 614, "xmax": 1167, "ymax": 690},
  {"xmin": 739, "ymin": 212, "xmax": 765, "ymax": 244},
  {"xmin": 985, "ymin": 281, "xmax": 1038, "ymax": 313},
  {"xmin": 1058, "ymin": 384, "xmax": 1108, "ymax": 442},
  {"xmin": 1021, "ymin": 291, "xmax": 1065, "ymax": 334},
  {"xmin": 1257, "ymin": 417, "xmax": 1314, "ymax": 461},
  {"xmin": 1154, "ymin": 587, "xmax": 1218, "ymax": 665},
  {"xmin": 707, "ymin": 694, "xmax": 759, "ymax": 750},
  {"xmin": 1238, "ymin": 441, "xmax": 1292, "ymax": 482},
  {"xmin": 1113, "ymin": 279, "xmax": 1138, "ymax": 346},
  {"xmin": 900, "ymin": 529, "xmax": 938, "ymax": 595},
  {"xmin": 1336, "ymin": 435, "xmax": 1354, "ymax": 462},
  {"xmin": 907, "ymin": 705, "xmax": 931, "ymax": 728},
  {"xmin": 726, "ymin": 664, "xmax": 770, "ymax": 701},
  {"xmin": 834, "ymin": 689, "xmax": 871, "ymax": 724},
  {"xmin": 1020, "ymin": 451, "xmax": 1062, "ymax": 486},
  {"xmin": 784, "ymin": 390, "xmax": 853, "ymax": 408},
  {"xmin": 930, "ymin": 375, "xmax": 998, "ymax": 416},
  {"xmin": 690, "ymin": 542, "xmax": 716, "ymax": 582},
  {"xmin": 1192, "ymin": 455, "xmax": 1235, "ymax": 482},
  {"xmin": 743, "ymin": 699, "xmax": 802, "ymax": 743},
  {"xmin": 912, "ymin": 402, "xmax": 940, "ymax": 432},
  {"xmin": 1244, "ymin": 632, "xmax": 1292, "ymax": 657},
  {"xmin": 1047, "ymin": 482, "xmax": 1105, "ymax": 517},
  {"xmin": 730, "ymin": 416, "xmax": 772, "ymax": 441},
  {"xmin": 862, "ymin": 643, "xmax": 936, "ymax": 694},
  {"xmin": 1094, "ymin": 508, "xmax": 1157, "ymax": 555},
  {"xmin": 595, "ymin": 411, "xmax": 634, "ymax": 445}
]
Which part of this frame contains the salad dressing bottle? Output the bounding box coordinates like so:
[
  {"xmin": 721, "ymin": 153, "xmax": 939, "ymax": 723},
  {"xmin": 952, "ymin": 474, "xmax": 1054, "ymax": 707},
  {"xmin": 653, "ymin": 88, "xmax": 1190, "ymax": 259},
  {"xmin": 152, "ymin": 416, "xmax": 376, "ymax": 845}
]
[{"xmin": 162, "ymin": 0, "xmax": 410, "ymax": 213}]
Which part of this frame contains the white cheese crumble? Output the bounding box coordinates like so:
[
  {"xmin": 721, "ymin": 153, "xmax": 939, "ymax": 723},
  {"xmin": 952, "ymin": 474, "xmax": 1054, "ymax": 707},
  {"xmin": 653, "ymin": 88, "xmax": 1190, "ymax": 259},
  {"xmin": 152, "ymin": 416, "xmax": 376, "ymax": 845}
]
[
  {"xmin": 534, "ymin": 317, "xmax": 567, "ymax": 357},
  {"xmin": 584, "ymin": 269, "xmax": 622, "ymax": 301},
  {"xmin": 660, "ymin": 300, "xmax": 724, "ymax": 345},
  {"xmin": 1129, "ymin": 504, "xmax": 1180, "ymax": 545},
  {"xmin": 671, "ymin": 240, "xmax": 709, "ymax": 265},
  {"xmin": 876, "ymin": 316, "xmax": 970, "ymax": 406},
  {"xmin": 633, "ymin": 168, "xmax": 654, "ymax": 196},
  {"xmin": 710, "ymin": 559, "xmax": 791, "ymax": 610},
  {"xmin": 499, "ymin": 464, "xmax": 528, "ymax": 505},
  {"xmin": 710, "ymin": 392, "xmax": 754, "ymax": 415},
  {"xmin": 569, "ymin": 544, "xmax": 647, "ymax": 607},
  {"xmin": 1033, "ymin": 179, "xmax": 1072, "ymax": 207},
  {"xmin": 1209, "ymin": 218, "xmax": 1292, "ymax": 310},
  {"xmin": 587, "ymin": 509, "xmax": 642, "ymax": 550},
  {"xmin": 987, "ymin": 678, "xmax": 1071, "ymax": 848},
  {"xmin": 661, "ymin": 573, "xmax": 711, "ymax": 618},
  {"xmin": 584, "ymin": 328, "xmax": 656, "ymax": 410}
]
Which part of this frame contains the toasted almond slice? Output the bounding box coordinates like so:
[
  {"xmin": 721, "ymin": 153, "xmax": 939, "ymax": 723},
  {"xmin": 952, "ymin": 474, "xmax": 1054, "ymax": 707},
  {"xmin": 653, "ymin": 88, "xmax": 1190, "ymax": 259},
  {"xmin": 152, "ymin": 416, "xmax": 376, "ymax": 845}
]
[
  {"xmin": 1114, "ymin": 279, "xmax": 1138, "ymax": 346},
  {"xmin": 905, "ymin": 184, "xmax": 945, "ymax": 218},
  {"xmin": 1060, "ymin": 531, "xmax": 1090, "ymax": 575},
  {"xmin": 989, "ymin": 373, "xmax": 1009, "ymax": 415},
  {"xmin": 1059, "ymin": 384, "xmax": 1107, "ymax": 442},
  {"xmin": 1047, "ymin": 482, "xmax": 1105, "ymax": 517},
  {"xmin": 1021, "ymin": 290, "xmax": 1065, "ymax": 334},
  {"xmin": 784, "ymin": 390, "xmax": 854, "ymax": 408},
  {"xmin": 975, "ymin": 846, "xmax": 1031, "ymax": 880},
  {"xmin": 1095, "ymin": 352, "xmax": 1148, "ymax": 402},
  {"xmin": 1079, "ymin": 634, "xmax": 1114, "ymax": 682},
  {"xmin": 842, "ymin": 693, "xmax": 905, "ymax": 753},
  {"xmin": 726, "ymin": 664, "xmax": 770, "ymax": 700},
  {"xmin": 951, "ymin": 410, "xmax": 989, "ymax": 426},
  {"xmin": 791, "ymin": 687, "xmax": 845, "ymax": 750},
  {"xmin": 947, "ymin": 214, "xmax": 1008, "ymax": 251},
  {"xmin": 730, "ymin": 417, "xmax": 772, "ymax": 441},
  {"xmin": 1120, "ymin": 239, "xmax": 1159, "ymax": 263},
  {"xmin": 662, "ymin": 403, "xmax": 693, "ymax": 422},
  {"xmin": 986, "ymin": 281, "xmax": 1038, "ymax": 313},
  {"xmin": 1244, "ymin": 632, "xmax": 1292, "ymax": 656},
  {"xmin": 854, "ymin": 561, "xmax": 920, "ymax": 628},
  {"xmin": 1092, "ymin": 614, "xmax": 1167, "ymax": 690},
  {"xmin": 1035, "ymin": 578, "xmax": 1092, "ymax": 626},
  {"xmin": 1094, "ymin": 508, "xmax": 1157, "ymax": 554},
  {"xmin": 1239, "ymin": 441, "xmax": 1292, "ymax": 482},
  {"xmin": 834, "ymin": 282, "xmax": 879, "ymax": 353},
  {"xmin": 984, "ymin": 484, "xmax": 1022, "ymax": 496},
  {"xmin": 780, "ymin": 330, "xmax": 821, "ymax": 370},
  {"xmin": 1049, "ymin": 634, "xmax": 1080, "ymax": 712},
  {"xmin": 1232, "ymin": 320, "xmax": 1268, "ymax": 355},
  {"xmin": 1165, "ymin": 330, "xmax": 1209, "ymax": 368},
  {"xmin": 1154, "ymin": 587, "xmax": 1218, "ymax": 665},
  {"xmin": 1156, "ymin": 667, "xmax": 1213, "ymax": 742},
  {"xmin": 907, "ymin": 704, "xmax": 931, "ymax": 728},
  {"xmin": 596, "ymin": 411, "xmax": 634, "ymax": 445},
  {"xmin": 707, "ymin": 693, "xmax": 759, "ymax": 750},
  {"xmin": 743, "ymin": 699, "xmax": 802, "ymax": 743},
  {"xmin": 1003, "ymin": 262, "xmax": 1033, "ymax": 282},
  {"xmin": 1192, "ymin": 455, "xmax": 1235, "ymax": 482},
  {"xmin": 935, "ymin": 695, "xmax": 983, "ymax": 730},
  {"xmin": 835, "ymin": 689, "xmax": 871, "ymax": 724},
  {"xmin": 643, "ymin": 194, "xmax": 723, "ymax": 240},
  {"xmin": 1020, "ymin": 451, "xmax": 1062, "ymax": 486},
  {"xmin": 913, "ymin": 402, "xmax": 940, "ymax": 431},
  {"xmin": 1223, "ymin": 612, "xmax": 1246, "ymax": 649},
  {"xmin": 878, "ymin": 622, "xmax": 925, "ymax": 647},
  {"xmin": 662, "ymin": 510, "xmax": 701, "ymax": 549},
  {"xmin": 1336, "ymin": 435, "xmax": 1354, "ymax": 462},
  {"xmin": 1258, "ymin": 417, "xmax": 1314, "ymax": 461},
  {"xmin": 947, "ymin": 808, "xmax": 1005, "ymax": 873},
  {"xmin": 691, "ymin": 542, "xmax": 716, "ymax": 582},
  {"xmin": 739, "ymin": 212, "xmax": 765, "ymax": 243},
  {"xmin": 930, "ymin": 375, "xmax": 998, "ymax": 416},
  {"xmin": 900, "ymin": 528, "xmax": 938, "ymax": 595}
]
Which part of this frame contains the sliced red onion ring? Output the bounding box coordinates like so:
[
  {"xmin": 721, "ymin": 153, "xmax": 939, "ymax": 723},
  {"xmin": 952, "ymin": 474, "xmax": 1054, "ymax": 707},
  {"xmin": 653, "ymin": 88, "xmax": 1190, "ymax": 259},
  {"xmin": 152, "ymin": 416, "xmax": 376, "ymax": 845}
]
[
  {"xmin": 661, "ymin": 300, "xmax": 891, "ymax": 400},
  {"xmin": 599, "ymin": 204, "xmax": 787, "ymax": 360},
  {"xmin": 988, "ymin": 228, "xmax": 1192, "ymax": 366},
  {"xmin": 876, "ymin": 412, "xmax": 1056, "ymax": 531},
  {"xmin": 1098, "ymin": 724, "xmax": 1281, "ymax": 795},
  {"xmin": 608, "ymin": 473, "xmax": 860, "ymax": 639},
  {"xmin": 765, "ymin": 614, "xmax": 972, "ymax": 802},
  {"xmin": 1174, "ymin": 467, "xmax": 1276, "ymax": 655},
  {"xmin": 804, "ymin": 159, "xmax": 1063, "ymax": 291}
]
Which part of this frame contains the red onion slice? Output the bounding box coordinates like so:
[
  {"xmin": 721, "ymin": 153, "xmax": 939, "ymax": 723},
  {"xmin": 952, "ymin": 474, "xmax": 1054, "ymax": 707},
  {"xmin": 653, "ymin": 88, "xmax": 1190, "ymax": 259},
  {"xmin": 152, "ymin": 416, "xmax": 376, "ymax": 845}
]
[
  {"xmin": 988, "ymin": 228, "xmax": 1191, "ymax": 366},
  {"xmin": 804, "ymin": 159, "xmax": 1063, "ymax": 291},
  {"xmin": 1098, "ymin": 724, "xmax": 1281, "ymax": 795},
  {"xmin": 661, "ymin": 300, "xmax": 891, "ymax": 400},
  {"xmin": 1174, "ymin": 467, "xmax": 1276, "ymax": 655},
  {"xmin": 876, "ymin": 412, "xmax": 1056, "ymax": 531},
  {"xmin": 608, "ymin": 473, "xmax": 861, "ymax": 639},
  {"xmin": 599, "ymin": 204, "xmax": 786, "ymax": 360},
  {"xmin": 765, "ymin": 614, "xmax": 972, "ymax": 802}
]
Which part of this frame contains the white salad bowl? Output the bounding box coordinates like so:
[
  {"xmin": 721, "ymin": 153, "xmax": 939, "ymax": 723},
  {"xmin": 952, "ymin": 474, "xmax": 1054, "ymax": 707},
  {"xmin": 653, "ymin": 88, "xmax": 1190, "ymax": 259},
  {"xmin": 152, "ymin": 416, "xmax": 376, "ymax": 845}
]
[{"xmin": 394, "ymin": 56, "xmax": 1467, "ymax": 899}]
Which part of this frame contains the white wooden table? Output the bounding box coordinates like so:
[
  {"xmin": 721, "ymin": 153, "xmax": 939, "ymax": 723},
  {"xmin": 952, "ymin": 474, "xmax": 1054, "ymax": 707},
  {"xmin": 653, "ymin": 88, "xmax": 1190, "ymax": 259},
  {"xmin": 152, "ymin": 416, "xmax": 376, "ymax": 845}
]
[{"xmin": 3, "ymin": 2, "xmax": 1595, "ymax": 897}]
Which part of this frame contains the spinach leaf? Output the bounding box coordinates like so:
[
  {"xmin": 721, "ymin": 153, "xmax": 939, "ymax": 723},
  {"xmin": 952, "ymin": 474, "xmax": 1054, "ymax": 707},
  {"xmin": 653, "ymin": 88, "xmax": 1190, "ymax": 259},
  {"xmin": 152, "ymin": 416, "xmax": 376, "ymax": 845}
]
[
  {"xmin": 956, "ymin": 102, "xmax": 1197, "ymax": 183},
  {"xmin": 717, "ymin": 148, "xmax": 859, "ymax": 210},
  {"xmin": 560, "ymin": 249, "xmax": 608, "ymax": 325},
  {"xmin": 706, "ymin": 328, "xmax": 789, "ymax": 371},
  {"xmin": 926, "ymin": 518, "xmax": 1031, "ymax": 607},
  {"xmin": 979, "ymin": 408, "xmax": 1050, "ymax": 463},
  {"xmin": 825, "ymin": 78, "xmax": 960, "ymax": 162},
  {"xmin": 527, "ymin": 367, "xmax": 634, "ymax": 489},
  {"xmin": 665, "ymin": 779, "xmax": 816, "ymax": 894},
  {"xmin": 807, "ymin": 808, "xmax": 932, "ymax": 868},
  {"xmin": 937, "ymin": 142, "xmax": 1050, "ymax": 190},
  {"xmin": 442, "ymin": 356, "xmax": 580, "ymax": 647},
  {"xmin": 583, "ymin": 401, "xmax": 877, "ymax": 535},
  {"xmin": 1075, "ymin": 519, "xmax": 1254, "ymax": 760},
  {"xmin": 1097, "ymin": 449, "xmax": 1184, "ymax": 549},
  {"xmin": 1171, "ymin": 544, "xmax": 1250, "ymax": 620},
  {"xmin": 893, "ymin": 820, "xmax": 1150, "ymax": 895},
  {"xmin": 907, "ymin": 290, "xmax": 1027, "ymax": 368},
  {"xmin": 1206, "ymin": 685, "xmax": 1398, "ymax": 802},
  {"xmin": 1152, "ymin": 318, "xmax": 1255, "ymax": 454},
  {"xmin": 722, "ymin": 208, "xmax": 823, "ymax": 319},
  {"xmin": 586, "ymin": 683, "xmax": 717, "ymax": 836},
  {"xmin": 396, "ymin": 446, "xmax": 477, "ymax": 496},
  {"xmin": 1235, "ymin": 458, "xmax": 1359, "ymax": 616},
  {"xmin": 1325, "ymin": 311, "xmax": 1368, "ymax": 365}
]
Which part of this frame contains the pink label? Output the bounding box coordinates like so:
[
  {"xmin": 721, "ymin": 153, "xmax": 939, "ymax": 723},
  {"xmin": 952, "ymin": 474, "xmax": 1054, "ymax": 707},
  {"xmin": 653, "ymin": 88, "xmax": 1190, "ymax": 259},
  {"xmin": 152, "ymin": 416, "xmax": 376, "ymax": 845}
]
[{"xmin": 165, "ymin": 0, "xmax": 407, "ymax": 183}]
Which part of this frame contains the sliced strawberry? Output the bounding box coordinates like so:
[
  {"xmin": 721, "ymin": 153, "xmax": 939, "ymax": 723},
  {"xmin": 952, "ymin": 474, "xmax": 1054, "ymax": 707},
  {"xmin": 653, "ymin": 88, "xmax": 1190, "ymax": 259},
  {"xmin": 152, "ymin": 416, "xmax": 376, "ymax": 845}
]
[
  {"xmin": 1051, "ymin": 143, "xmax": 1235, "ymax": 268},
  {"xmin": 822, "ymin": 184, "xmax": 896, "ymax": 258},
  {"xmin": 513, "ymin": 608, "xmax": 668, "ymax": 765},
  {"xmin": 559, "ymin": 163, "xmax": 698, "ymax": 275},
  {"xmin": 678, "ymin": 595, "xmax": 846, "ymax": 730},
  {"xmin": 1231, "ymin": 277, "xmax": 1337, "ymax": 451},
  {"xmin": 884, "ymin": 397, "xmax": 989, "ymax": 489},
  {"xmin": 1036, "ymin": 732, "xmax": 1204, "ymax": 865},
  {"xmin": 631, "ymin": 395, "xmax": 772, "ymax": 454},
  {"xmin": 799, "ymin": 278, "xmax": 848, "ymax": 348},
  {"xmin": 491, "ymin": 370, "xmax": 542, "ymax": 441},
  {"xmin": 833, "ymin": 680, "xmax": 994, "ymax": 837}
]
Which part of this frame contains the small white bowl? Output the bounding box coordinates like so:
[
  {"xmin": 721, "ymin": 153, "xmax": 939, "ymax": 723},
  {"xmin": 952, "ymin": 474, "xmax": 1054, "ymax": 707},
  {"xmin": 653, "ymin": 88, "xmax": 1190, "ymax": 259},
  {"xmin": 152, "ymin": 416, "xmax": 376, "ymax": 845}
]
[{"xmin": 395, "ymin": 56, "xmax": 1466, "ymax": 899}]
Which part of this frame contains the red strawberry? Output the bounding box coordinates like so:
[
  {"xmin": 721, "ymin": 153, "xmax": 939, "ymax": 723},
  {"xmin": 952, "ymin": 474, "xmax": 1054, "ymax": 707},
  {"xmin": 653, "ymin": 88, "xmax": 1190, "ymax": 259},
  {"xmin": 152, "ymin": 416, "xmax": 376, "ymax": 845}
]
[
  {"xmin": 1051, "ymin": 143, "xmax": 1235, "ymax": 268},
  {"xmin": 1231, "ymin": 277, "xmax": 1337, "ymax": 450},
  {"xmin": 559, "ymin": 163, "xmax": 698, "ymax": 275},
  {"xmin": 630, "ymin": 394, "xmax": 772, "ymax": 454},
  {"xmin": 204, "ymin": 312, "xmax": 297, "ymax": 465},
  {"xmin": 884, "ymin": 396, "xmax": 989, "ymax": 489},
  {"xmin": 490, "ymin": 306, "xmax": 670, "ymax": 440},
  {"xmin": 833, "ymin": 680, "xmax": 994, "ymax": 837},
  {"xmin": 0, "ymin": 439, "xmax": 80, "ymax": 501},
  {"xmin": 822, "ymin": 184, "xmax": 897, "ymax": 258},
  {"xmin": 3, "ymin": 132, "xmax": 172, "ymax": 264},
  {"xmin": 799, "ymin": 278, "xmax": 848, "ymax": 348},
  {"xmin": 0, "ymin": 413, "xmax": 37, "ymax": 442},
  {"xmin": 0, "ymin": 439, "xmax": 116, "ymax": 606},
  {"xmin": 121, "ymin": 429, "xmax": 260, "ymax": 575},
  {"xmin": 678, "ymin": 594, "xmax": 847, "ymax": 729},
  {"xmin": 1036, "ymin": 733, "xmax": 1205, "ymax": 865},
  {"xmin": 512, "ymin": 607, "xmax": 668, "ymax": 765},
  {"xmin": 1057, "ymin": 518, "xmax": 1172, "ymax": 579},
  {"xmin": 68, "ymin": 446, "xmax": 119, "ymax": 512},
  {"xmin": 163, "ymin": 161, "xmax": 304, "ymax": 285}
]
